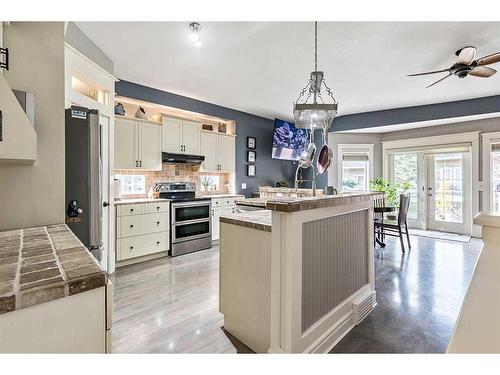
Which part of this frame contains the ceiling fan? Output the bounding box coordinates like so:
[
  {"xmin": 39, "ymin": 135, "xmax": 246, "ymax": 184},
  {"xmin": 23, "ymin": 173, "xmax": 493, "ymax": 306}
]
[{"xmin": 408, "ymin": 46, "xmax": 500, "ymax": 88}]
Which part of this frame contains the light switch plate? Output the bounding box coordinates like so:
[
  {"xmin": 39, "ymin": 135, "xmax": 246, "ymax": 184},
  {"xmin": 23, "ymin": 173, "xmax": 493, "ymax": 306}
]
[{"xmin": 241, "ymin": 183, "xmax": 247, "ymax": 190}]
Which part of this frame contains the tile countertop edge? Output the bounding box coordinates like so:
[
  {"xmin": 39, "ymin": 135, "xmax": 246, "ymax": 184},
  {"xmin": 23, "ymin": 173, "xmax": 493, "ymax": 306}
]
[
  {"xmin": 219, "ymin": 210, "xmax": 272, "ymax": 232},
  {"xmin": 474, "ymin": 212, "xmax": 500, "ymax": 228},
  {"xmin": 0, "ymin": 224, "xmax": 107, "ymax": 315},
  {"xmin": 114, "ymin": 198, "xmax": 170, "ymax": 205},
  {"xmin": 264, "ymin": 192, "xmax": 384, "ymax": 213}
]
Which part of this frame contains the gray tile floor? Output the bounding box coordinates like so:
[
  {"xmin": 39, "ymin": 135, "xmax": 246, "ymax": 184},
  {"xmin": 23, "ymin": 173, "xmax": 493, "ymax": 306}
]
[
  {"xmin": 111, "ymin": 234, "xmax": 482, "ymax": 353},
  {"xmin": 331, "ymin": 235, "xmax": 482, "ymax": 353}
]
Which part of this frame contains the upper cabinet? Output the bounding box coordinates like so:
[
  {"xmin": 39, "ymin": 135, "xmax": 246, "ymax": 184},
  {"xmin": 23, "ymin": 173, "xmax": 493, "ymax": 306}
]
[
  {"xmin": 115, "ymin": 117, "xmax": 161, "ymax": 171},
  {"xmin": 200, "ymin": 131, "xmax": 235, "ymax": 173},
  {"xmin": 161, "ymin": 116, "xmax": 201, "ymax": 155}
]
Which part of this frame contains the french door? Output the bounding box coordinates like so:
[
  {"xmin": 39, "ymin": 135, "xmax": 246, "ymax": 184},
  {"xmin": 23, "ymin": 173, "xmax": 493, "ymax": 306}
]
[
  {"xmin": 389, "ymin": 150, "xmax": 471, "ymax": 234},
  {"xmin": 426, "ymin": 152, "xmax": 471, "ymax": 234}
]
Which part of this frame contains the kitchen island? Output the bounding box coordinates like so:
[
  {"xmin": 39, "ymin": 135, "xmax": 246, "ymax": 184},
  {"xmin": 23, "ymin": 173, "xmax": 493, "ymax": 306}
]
[
  {"xmin": 219, "ymin": 192, "xmax": 383, "ymax": 353},
  {"xmin": 0, "ymin": 224, "xmax": 111, "ymax": 353}
]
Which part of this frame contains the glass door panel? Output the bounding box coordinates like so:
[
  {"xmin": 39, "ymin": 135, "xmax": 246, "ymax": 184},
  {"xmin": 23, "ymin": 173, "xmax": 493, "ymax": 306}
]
[
  {"xmin": 392, "ymin": 153, "xmax": 418, "ymax": 220},
  {"xmin": 427, "ymin": 152, "xmax": 470, "ymax": 234},
  {"xmin": 491, "ymin": 148, "xmax": 500, "ymax": 213}
]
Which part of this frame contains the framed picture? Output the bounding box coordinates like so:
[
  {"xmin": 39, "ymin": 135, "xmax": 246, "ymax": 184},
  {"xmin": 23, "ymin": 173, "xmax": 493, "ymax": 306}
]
[
  {"xmin": 247, "ymin": 150, "xmax": 256, "ymax": 163},
  {"xmin": 247, "ymin": 136, "xmax": 256, "ymax": 149},
  {"xmin": 247, "ymin": 164, "xmax": 256, "ymax": 177}
]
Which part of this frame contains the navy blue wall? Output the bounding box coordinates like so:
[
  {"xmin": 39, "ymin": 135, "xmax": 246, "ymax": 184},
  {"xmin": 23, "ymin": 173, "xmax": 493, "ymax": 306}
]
[
  {"xmin": 115, "ymin": 80, "xmax": 297, "ymax": 197},
  {"xmin": 330, "ymin": 95, "xmax": 500, "ymax": 132}
]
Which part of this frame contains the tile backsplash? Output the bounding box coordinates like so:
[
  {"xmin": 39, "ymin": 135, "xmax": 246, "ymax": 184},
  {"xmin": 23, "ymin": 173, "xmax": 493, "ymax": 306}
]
[{"xmin": 115, "ymin": 163, "xmax": 233, "ymax": 199}]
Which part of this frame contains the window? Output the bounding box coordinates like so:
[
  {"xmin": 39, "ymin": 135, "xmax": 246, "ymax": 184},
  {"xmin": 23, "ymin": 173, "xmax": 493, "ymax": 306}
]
[
  {"xmin": 116, "ymin": 175, "xmax": 145, "ymax": 195},
  {"xmin": 338, "ymin": 145, "xmax": 373, "ymax": 192}
]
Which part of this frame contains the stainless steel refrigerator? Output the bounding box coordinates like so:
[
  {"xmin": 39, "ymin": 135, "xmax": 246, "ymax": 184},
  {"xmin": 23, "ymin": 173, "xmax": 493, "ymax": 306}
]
[{"xmin": 65, "ymin": 106, "xmax": 104, "ymax": 261}]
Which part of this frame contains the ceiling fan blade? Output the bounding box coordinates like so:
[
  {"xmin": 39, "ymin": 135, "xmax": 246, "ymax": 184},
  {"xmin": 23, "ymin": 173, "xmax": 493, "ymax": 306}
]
[
  {"xmin": 426, "ymin": 73, "xmax": 453, "ymax": 88},
  {"xmin": 407, "ymin": 68, "xmax": 450, "ymax": 77},
  {"xmin": 456, "ymin": 46, "xmax": 476, "ymax": 65},
  {"xmin": 476, "ymin": 52, "xmax": 500, "ymax": 66},
  {"xmin": 469, "ymin": 66, "xmax": 497, "ymax": 77}
]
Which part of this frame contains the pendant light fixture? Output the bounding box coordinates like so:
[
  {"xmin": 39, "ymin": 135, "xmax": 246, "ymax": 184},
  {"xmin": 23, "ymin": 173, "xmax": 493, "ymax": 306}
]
[{"xmin": 293, "ymin": 22, "xmax": 338, "ymax": 130}]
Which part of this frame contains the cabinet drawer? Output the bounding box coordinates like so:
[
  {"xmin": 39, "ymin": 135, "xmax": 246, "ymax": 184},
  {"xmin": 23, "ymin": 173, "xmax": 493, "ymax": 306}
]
[
  {"xmin": 146, "ymin": 201, "xmax": 170, "ymax": 214},
  {"xmin": 212, "ymin": 198, "xmax": 226, "ymax": 207},
  {"xmin": 117, "ymin": 204, "xmax": 144, "ymax": 216},
  {"xmin": 117, "ymin": 231, "xmax": 169, "ymax": 261},
  {"xmin": 117, "ymin": 212, "xmax": 169, "ymax": 238}
]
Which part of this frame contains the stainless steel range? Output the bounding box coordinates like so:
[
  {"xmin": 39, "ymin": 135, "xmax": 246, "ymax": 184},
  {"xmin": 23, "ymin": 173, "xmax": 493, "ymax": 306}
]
[{"xmin": 156, "ymin": 182, "xmax": 212, "ymax": 257}]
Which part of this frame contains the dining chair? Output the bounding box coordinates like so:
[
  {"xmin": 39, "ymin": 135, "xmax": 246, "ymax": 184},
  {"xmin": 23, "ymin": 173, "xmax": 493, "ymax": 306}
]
[{"xmin": 374, "ymin": 193, "xmax": 411, "ymax": 253}]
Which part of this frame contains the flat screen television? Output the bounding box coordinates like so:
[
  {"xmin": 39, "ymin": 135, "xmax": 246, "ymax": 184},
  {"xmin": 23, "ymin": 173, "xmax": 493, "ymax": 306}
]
[{"xmin": 271, "ymin": 119, "xmax": 310, "ymax": 161}]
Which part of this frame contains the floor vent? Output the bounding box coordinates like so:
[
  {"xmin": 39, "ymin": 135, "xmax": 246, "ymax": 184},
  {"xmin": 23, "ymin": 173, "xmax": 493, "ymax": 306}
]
[{"xmin": 352, "ymin": 291, "xmax": 376, "ymax": 325}]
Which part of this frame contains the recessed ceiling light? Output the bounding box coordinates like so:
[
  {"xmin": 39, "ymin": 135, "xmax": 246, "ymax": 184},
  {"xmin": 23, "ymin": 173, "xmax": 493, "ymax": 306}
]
[{"xmin": 189, "ymin": 22, "xmax": 202, "ymax": 47}]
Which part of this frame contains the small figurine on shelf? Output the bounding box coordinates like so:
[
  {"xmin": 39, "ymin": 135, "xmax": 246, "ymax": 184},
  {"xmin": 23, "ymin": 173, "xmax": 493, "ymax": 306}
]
[
  {"xmin": 114, "ymin": 102, "xmax": 125, "ymax": 116},
  {"xmin": 135, "ymin": 106, "xmax": 147, "ymax": 120}
]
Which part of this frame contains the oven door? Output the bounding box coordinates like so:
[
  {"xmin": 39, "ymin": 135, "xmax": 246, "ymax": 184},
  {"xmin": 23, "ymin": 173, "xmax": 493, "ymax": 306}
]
[
  {"xmin": 171, "ymin": 201, "xmax": 211, "ymax": 224},
  {"xmin": 171, "ymin": 219, "xmax": 211, "ymax": 243}
]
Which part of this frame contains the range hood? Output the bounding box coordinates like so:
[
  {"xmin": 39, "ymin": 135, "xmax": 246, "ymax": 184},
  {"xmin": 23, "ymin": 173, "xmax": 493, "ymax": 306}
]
[
  {"xmin": 162, "ymin": 152, "xmax": 205, "ymax": 165},
  {"xmin": 0, "ymin": 73, "xmax": 37, "ymax": 164}
]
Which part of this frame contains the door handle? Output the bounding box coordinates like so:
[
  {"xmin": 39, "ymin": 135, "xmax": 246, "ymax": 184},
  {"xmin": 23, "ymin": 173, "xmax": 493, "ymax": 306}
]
[
  {"xmin": 135, "ymin": 160, "xmax": 138, "ymax": 167},
  {"xmin": 139, "ymin": 160, "xmax": 142, "ymax": 167}
]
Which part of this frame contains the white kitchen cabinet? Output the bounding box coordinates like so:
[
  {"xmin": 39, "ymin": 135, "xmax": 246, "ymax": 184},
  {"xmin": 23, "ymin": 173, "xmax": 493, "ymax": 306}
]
[
  {"xmin": 139, "ymin": 122, "xmax": 162, "ymax": 170},
  {"xmin": 212, "ymin": 207, "xmax": 222, "ymax": 241},
  {"xmin": 182, "ymin": 120, "xmax": 202, "ymax": 155},
  {"xmin": 115, "ymin": 116, "xmax": 162, "ymax": 171},
  {"xmin": 218, "ymin": 134, "xmax": 235, "ymax": 173},
  {"xmin": 200, "ymin": 131, "xmax": 236, "ymax": 173},
  {"xmin": 161, "ymin": 116, "xmax": 201, "ymax": 155},
  {"xmin": 115, "ymin": 117, "xmax": 137, "ymax": 169},
  {"xmin": 161, "ymin": 116, "xmax": 183, "ymax": 153},
  {"xmin": 115, "ymin": 202, "xmax": 170, "ymax": 265},
  {"xmin": 200, "ymin": 132, "xmax": 218, "ymax": 171},
  {"xmin": 211, "ymin": 197, "xmax": 239, "ymax": 241}
]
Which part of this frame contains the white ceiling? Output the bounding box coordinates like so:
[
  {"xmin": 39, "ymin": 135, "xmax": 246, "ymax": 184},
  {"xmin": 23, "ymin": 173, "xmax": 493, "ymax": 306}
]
[{"xmin": 76, "ymin": 22, "xmax": 500, "ymax": 121}]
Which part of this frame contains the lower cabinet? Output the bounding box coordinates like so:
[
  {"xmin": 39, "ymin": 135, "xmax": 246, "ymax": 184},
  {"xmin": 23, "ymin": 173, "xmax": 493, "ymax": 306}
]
[
  {"xmin": 211, "ymin": 197, "xmax": 239, "ymax": 241},
  {"xmin": 116, "ymin": 202, "xmax": 170, "ymax": 263}
]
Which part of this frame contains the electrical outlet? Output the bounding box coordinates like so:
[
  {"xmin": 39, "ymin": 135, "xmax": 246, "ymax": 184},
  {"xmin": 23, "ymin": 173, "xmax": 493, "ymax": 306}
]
[{"xmin": 241, "ymin": 183, "xmax": 247, "ymax": 190}]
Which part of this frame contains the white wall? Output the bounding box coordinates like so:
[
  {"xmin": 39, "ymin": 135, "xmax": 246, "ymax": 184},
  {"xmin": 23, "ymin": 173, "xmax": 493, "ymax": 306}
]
[{"xmin": 0, "ymin": 22, "xmax": 65, "ymax": 230}]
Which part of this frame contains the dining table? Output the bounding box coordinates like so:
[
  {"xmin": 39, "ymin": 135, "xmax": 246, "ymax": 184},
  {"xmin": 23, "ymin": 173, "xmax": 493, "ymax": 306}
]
[{"xmin": 374, "ymin": 205, "xmax": 397, "ymax": 247}]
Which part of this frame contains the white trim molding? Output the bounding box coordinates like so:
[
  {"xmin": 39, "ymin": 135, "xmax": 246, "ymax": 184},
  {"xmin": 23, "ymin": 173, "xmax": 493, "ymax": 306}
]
[{"xmin": 481, "ymin": 131, "xmax": 500, "ymax": 215}]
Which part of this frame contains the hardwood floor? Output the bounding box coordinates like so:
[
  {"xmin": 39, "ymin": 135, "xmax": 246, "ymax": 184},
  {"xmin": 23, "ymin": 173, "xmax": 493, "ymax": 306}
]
[
  {"xmin": 110, "ymin": 246, "xmax": 250, "ymax": 353},
  {"xmin": 111, "ymin": 235, "xmax": 481, "ymax": 353}
]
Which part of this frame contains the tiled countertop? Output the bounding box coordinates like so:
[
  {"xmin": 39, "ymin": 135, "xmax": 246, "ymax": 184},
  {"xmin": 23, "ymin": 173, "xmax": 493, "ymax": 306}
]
[
  {"xmin": 0, "ymin": 224, "xmax": 106, "ymax": 315},
  {"xmin": 114, "ymin": 198, "xmax": 170, "ymax": 205},
  {"xmin": 197, "ymin": 194, "xmax": 245, "ymax": 199},
  {"xmin": 234, "ymin": 197, "xmax": 268, "ymax": 208},
  {"xmin": 220, "ymin": 210, "xmax": 272, "ymax": 232},
  {"xmin": 235, "ymin": 192, "xmax": 384, "ymax": 212}
]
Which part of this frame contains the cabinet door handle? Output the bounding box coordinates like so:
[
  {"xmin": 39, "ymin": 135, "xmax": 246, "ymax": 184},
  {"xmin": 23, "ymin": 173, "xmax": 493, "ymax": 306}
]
[
  {"xmin": 157, "ymin": 221, "xmax": 160, "ymax": 225},
  {"xmin": 156, "ymin": 206, "xmax": 160, "ymax": 210},
  {"xmin": 130, "ymin": 246, "xmax": 134, "ymax": 250},
  {"xmin": 212, "ymin": 209, "xmax": 214, "ymax": 216},
  {"xmin": 135, "ymin": 160, "xmax": 138, "ymax": 167},
  {"xmin": 130, "ymin": 208, "xmax": 134, "ymax": 212},
  {"xmin": 156, "ymin": 241, "xmax": 160, "ymax": 245},
  {"xmin": 130, "ymin": 225, "xmax": 134, "ymax": 228},
  {"xmin": 139, "ymin": 160, "xmax": 142, "ymax": 167}
]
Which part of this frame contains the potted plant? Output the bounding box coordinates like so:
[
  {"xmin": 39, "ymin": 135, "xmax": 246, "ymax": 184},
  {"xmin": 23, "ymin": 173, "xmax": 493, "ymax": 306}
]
[
  {"xmin": 200, "ymin": 176, "xmax": 215, "ymax": 192},
  {"xmin": 370, "ymin": 178, "xmax": 410, "ymax": 219}
]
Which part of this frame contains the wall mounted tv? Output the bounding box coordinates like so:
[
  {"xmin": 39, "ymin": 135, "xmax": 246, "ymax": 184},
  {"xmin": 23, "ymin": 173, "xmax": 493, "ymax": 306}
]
[{"xmin": 271, "ymin": 119, "xmax": 310, "ymax": 161}]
